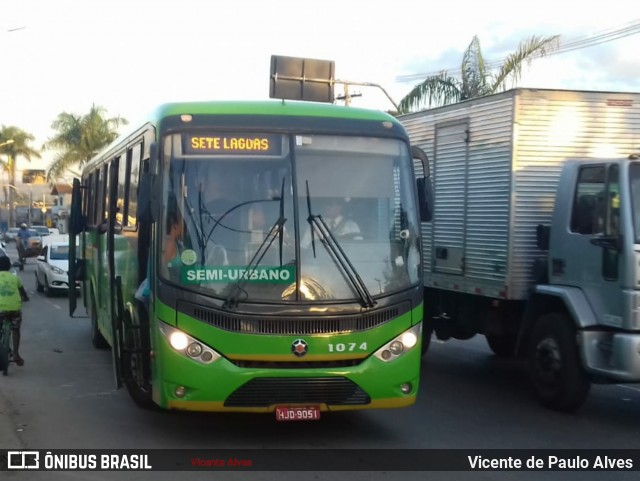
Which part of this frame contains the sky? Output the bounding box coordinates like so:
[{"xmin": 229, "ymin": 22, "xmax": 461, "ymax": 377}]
[{"xmin": 1, "ymin": 0, "xmax": 639, "ymax": 173}]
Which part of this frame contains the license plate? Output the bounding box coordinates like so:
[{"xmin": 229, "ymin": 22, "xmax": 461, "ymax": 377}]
[{"xmin": 275, "ymin": 406, "xmax": 321, "ymax": 422}]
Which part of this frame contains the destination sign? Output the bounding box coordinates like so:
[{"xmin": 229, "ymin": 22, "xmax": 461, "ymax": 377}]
[{"xmin": 184, "ymin": 133, "xmax": 282, "ymax": 155}]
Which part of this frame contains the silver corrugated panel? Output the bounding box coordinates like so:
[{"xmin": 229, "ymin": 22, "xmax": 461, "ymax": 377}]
[
  {"xmin": 432, "ymin": 122, "xmax": 467, "ymax": 275},
  {"xmin": 510, "ymin": 89, "xmax": 640, "ymax": 298},
  {"xmin": 403, "ymin": 94, "xmax": 515, "ymax": 292},
  {"xmin": 465, "ymin": 100, "xmax": 513, "ymax": 284},
  {"xmin": 403, "ymin": 89, "xmax": 640, "ymax": 300}
]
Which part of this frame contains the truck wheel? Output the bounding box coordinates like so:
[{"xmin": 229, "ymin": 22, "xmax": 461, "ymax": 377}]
[{"xmin": 527, "ymin": 313, "xmax": 590, "ymax": 412}]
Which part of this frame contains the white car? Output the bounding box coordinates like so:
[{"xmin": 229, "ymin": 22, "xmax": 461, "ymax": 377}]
[
  {"xmin": 0, "ymin": 242, "xmax": 10, "ymax": 262},
  {"xmin": 35, "ymin": 239, "xmax": 79, "ymax": 296}
]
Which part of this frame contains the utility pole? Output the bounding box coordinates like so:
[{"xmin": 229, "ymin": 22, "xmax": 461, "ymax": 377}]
[
  {"xmin": 0, "ymin": 139, "xmax": 15, "ymax": 227},
  {"xmin": 28, "ymin": 184, "xmax": 32, "ymax": 227},
  {"xmin": 335, "ymin": 83, "xmax": 362, "ymax": 106}
]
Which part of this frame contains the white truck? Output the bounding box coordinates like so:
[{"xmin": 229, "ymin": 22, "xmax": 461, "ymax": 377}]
[{"xmin": 401, "ymin": 88, "xmax": 640, "ymax": 411}]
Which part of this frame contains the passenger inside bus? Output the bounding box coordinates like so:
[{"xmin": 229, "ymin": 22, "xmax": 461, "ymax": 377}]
[
  {"xmin": 301, "ymin": 197, "xmax": 362, "ymax": 248},
  {"xmin": 199, "ymin": 169, "xmax": 242, "ymax": 262},
  {"xmin": 198, "ymin": 169, "xmax": 237, "ymax": 218},
  {"xmin": 163, "ymin": 209, "xmax": 184, "ymax": 268}
]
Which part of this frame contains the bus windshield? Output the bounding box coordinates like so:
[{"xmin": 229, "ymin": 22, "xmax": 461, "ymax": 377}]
[{"xmin": 161, "ymin": 132, "xmax": 420, "ymax": 304}]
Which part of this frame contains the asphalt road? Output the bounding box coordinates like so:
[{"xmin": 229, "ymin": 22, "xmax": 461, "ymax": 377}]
[{"xmin": 1, "ymin": 242, "xmax": 639, "ymax": 481}]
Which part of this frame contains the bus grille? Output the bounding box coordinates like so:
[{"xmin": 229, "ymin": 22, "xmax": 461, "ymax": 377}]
[
  {"xmin": 230, "ymin": 359, "xmax": 364, "ymax": 369},
  {"xmin": 181, "ymin": 303, "xmax": 401, "ymax": 335},
  {"xmin": 224, "ymin": 377, "xmax": 371, "ymax": 407}
]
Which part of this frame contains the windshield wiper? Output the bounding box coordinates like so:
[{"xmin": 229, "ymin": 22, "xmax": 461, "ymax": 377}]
[
  {"xmin": 305, "ymin": 182, "xmax": 376, "ymax": 309},
  {"xmin": 181, "ymin": 190, "xmax": 207, "ymax": 263},
  {"xmin": 305, "ymin": 181, "xmax": 317, "ymax": 257},
  {"xmin": 278, "ymin": 176, "xmax": 286, "ymax": 266},
  {"xmin": 223, "ymin": 178, "xmax": 288, "ymax": 309}
]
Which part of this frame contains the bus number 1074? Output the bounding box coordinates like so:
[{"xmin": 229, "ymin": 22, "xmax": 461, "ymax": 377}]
[{"xmin": 327, "ymin": 342, "xmax": 367, "ymax": 352}]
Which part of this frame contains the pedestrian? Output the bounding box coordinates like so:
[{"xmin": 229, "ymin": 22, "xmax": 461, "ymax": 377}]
[{"xmin": 15, "ymin": 223, "xmax": 30, "ymax": 263}]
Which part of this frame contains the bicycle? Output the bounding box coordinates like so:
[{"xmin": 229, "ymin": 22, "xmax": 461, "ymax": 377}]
[{"xmin": 0, "ymin": 311, "xmax": 20, "ymax": 376}]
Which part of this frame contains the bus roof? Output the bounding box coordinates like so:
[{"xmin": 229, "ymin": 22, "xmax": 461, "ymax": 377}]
[
  {"xmin": 84, "ymin": 100, "xmax": 405, "ymax": 173},
  {"xmin": 150, "ymin": 100, "xmax": 398, "ymax": 123}
]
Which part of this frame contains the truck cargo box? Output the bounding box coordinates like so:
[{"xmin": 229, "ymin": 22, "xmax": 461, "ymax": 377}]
[{"xmin": 400, "ymin": 88, "xmax": 640, "ymax": 300}]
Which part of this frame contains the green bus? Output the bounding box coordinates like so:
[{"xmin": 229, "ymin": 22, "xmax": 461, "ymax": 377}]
[{"xmin": 68, "ymin": 94, "xmax": 431, "ymax": 418}]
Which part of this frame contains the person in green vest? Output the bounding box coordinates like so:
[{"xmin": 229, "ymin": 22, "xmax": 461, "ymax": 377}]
[{"xmin": 0, "ymin": 256, "xmax": 30, "ymax": 366}]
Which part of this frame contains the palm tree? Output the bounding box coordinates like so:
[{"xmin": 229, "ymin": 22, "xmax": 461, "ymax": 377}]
[
  {"xmin": 0, "ymin": 126, "xmax": 42, "ymax": 227},
  {"xmin": 43, "ymin": 104, "xmax": 128, "ymax": 181},
  {"xmin": 399, "ymin": 35, "xmax": 560, "ymax": 113}
]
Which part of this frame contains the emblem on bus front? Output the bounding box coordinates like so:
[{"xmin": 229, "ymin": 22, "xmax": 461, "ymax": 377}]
[{"xmin": 291, "ymin": 339, "xmax": 308, "ymax": 357}]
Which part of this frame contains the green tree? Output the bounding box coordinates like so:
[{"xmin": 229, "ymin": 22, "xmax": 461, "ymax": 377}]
[
  {"xmin": 399, "ymin": 35, "xmax": 559, "ymax": 113},
  {"xmin": 44, "ymin": 104, "xmax": 128, "ymax": 180},
  {"xmin": 0, "ymin": 126, "xmax": 42, "ymax": 227}
]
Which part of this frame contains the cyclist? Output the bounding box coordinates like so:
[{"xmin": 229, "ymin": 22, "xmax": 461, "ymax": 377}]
[
  {"xmin": 15, "ymin": 223, "xmax": 30, "ymax": 264},
  {"xmin": 0, "ymin": 256, "xmax": 29, "ymax": 366}
]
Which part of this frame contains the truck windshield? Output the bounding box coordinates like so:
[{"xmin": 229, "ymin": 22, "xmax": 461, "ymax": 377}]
[{"xmin": 160, "ymin": 132, "xmax": 420, "ymax": 304}]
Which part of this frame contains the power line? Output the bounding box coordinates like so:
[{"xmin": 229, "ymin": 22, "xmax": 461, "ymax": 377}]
[{"xmin": 396, "ymin": 19, "xmax": 640, "ymax": 83}]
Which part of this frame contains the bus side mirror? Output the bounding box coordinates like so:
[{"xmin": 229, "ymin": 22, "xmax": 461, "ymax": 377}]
[
  {"xmin": 69, "ymin": 178, "xmax": 85, "ymax": 235},
  {"xmin": 417, "ymin": 177, "xmax": 434, "ymax": 222},
  {"xmin": 412, "ymin": 145, "xmax": 430, "ymax": 177},
  {"xmin": 137, "ymin": 172, "xmax": 161, "ymax": 223},
  {"xmin": 412, "ymin": 146, "xmax": 433, "ymax": 222},
  {"xmin": 149, "ymin": 142, "xmax": 159, "ymax": 175},
  {"xmin": 137, "ymin": 172, "xmax": 155, "ymax": 223}
]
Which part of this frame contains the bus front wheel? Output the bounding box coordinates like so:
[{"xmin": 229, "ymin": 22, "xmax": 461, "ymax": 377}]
[
  {"xmin": 91, "ymin": 299, "xmax": 109, "ymax": 349},
  {"xmin": 123, "ymin": 311, "xmax": 155, "ymax": 410}
]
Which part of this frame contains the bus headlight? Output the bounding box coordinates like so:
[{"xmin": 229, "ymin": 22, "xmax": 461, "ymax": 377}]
[
  {"xmin": 186, "ymin": 342, "xmax": 203, "ymax": 358},
  {"xmin": 401, "ymin": 331, "xmax": 418, "ymax": 349},
  {"xmin": 389, "ymin": 340, "xmax": 404, "ymax": 355},
  {"xmin": 159, "ymin": 322, "xmax": 221, "ymax": 364},
  {"xmin": 169, "ymin": 332, "xmax": 189, "ymax": 350},
  {"xmin": 373, "ymin": 323, "xmax": 422, "ymax": 363}
]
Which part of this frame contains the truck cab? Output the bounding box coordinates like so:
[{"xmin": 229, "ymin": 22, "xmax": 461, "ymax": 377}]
[{"xmin": 525, "ymin": 155, "xmax": 640, "ymax": 410}]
